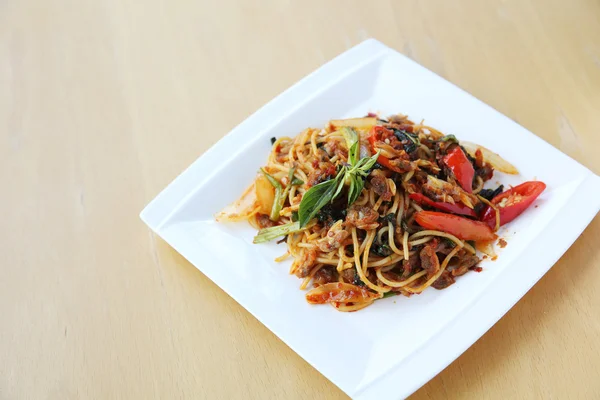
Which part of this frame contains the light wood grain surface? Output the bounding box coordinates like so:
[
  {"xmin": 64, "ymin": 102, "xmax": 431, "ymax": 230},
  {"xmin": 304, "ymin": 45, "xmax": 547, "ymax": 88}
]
[{"xmin": 2, "ymin": 0, "xmax": 600, "ymax": 399}]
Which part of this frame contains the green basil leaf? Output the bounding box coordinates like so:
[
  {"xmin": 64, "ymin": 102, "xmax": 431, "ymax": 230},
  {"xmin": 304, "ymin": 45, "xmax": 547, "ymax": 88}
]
[
  {"xmin": 253, "ymin": 222, "xmax": 301, "ymax": 244},
  {"xmin": 438, "ymin": 134, "xmax": 458, "ymax": 143},
  {"xmin": 341, "ymin": 127, "xmax": 359, "ymax": 166},
  {"xmin": 358, "ymin": 150, "xmax": 381, "ymax": 173},
  {"xmin": 349, "ymin": 141, "xmax": 359, "ymax": 166},
  {"xmin": 348, "ymin": 174, "xmax": 365, "ymax": 205},
  {"xmin": 341, "ymin": 126, "xmax": 358, "ymax": 147},
  {"xmin": 347, "ymin": 174, "xmax": 357, "ymax": 206},
  {"xmin": 291, "ymin": 178, "xmax": 304, "ymax": 186},
  {"xmin": 332, "ymin": 168, "xmax": 347, "ymax": 200},
  {"xmin": 350, "ymin": 150, "xmax": 380, "ymax": 177},
  {"xmin": 382, "ymin": 291, "xmax": 399, "ymax": 299},
  {"xmin": 298, "ymin": 179, "xmax": 337, "ymax": 227},
  {"xmin": 393, "ymin": 129, "xmax": 420, "ymax": 153}
]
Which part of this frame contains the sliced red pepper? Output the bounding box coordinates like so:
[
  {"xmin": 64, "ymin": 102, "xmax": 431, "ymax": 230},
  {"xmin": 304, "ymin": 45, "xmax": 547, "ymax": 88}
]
[
  {"xmin": 415, "ymin": 211, "xmax": 497, "ymax": 242},
  {"xmin": 481, "ymin": 181, "xmax": 546, "ymax": 229},
  {"xmin": 368, "ymin": 126, "xmax": 403, "ymax": 173},
  {"xmin": 442, "ymin": 146, "xmax": 475, "ymax": 193},
  {"xmin": 409, "ymin": 193, "xmax": 477, "ymax": 218}
]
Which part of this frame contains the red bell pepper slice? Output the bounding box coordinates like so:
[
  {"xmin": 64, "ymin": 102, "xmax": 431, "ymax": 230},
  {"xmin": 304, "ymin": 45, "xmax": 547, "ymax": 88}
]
[
  {"xmin": 481, "ymin": 181, "xmax": 546, "ymax": 229},
  {"xmin": 368, "ymin": 126, "xmax": 404, "ymax": 173},
  {"xmin": 409, "ymin": 193, "xmax": 477, "ymax": 218},
  {"xmin": 442, "ymin": 146, "xmax": 475, "ymax": 193},
  {"xmin": 415, "ymin": 211, "xmax": 497, "ymax": 242}
]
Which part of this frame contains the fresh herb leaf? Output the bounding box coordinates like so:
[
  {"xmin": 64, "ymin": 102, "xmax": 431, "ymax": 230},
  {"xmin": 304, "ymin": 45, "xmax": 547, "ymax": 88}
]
[
  {"xmin": 353, "ymin": 150, "xmax": 380, "ymax": 176},
  {"xmin": 260, "ymin": 168, "xmax": 283, "ymax": 221},
  {"xmin": 438, "ymin": 134, "xmax": 458, "ymax": 143},
  {"xmin": 382, "ymin": 291, "xmax": 399, "ymax": 298},
  {"xmin": 348, "ymin": 174, "xmax": 365, "ymax": 205},
  {"xmin": 298, "ymin": 178, "xmax": 338, "ymax": 227},
  {"xmin": 349, "ymin": 141, "xmax": 359, "ymax": 167},
  {"xmin": 316, "ymin": 204, "xmax": 347, "ymax": 224},
  {"xmin": 352, "ymin": 272, "xmax": 366, "ymax": 287},
  {"xmin": 347, "ymin": 174, "xmax": 358, "ymax": 205},
  {"xmin": 332, "ymin": 166, "xmax": 347, "ymax": 200},
  {"xmin": 371, "ymin": 243, "xmax": 392, "ymax": 257},
  {"xmin": 291, "ymin": 178, "xmax": 304, "ymax": 186},
  {"xmin": 253, "ymin": 222, "xmax": 302, "ymax": 243},
  {"xmin": 295, "ymin": 138, "xmax": 379, "ymax": 225},
  {"xmin": 291, "ymin": 211, "xmax": 299, "ymax": 222},
  {"xmin": 341, "ymin": 127, "xmax": 359, "ymax": 166},
  {"xmin": 393, "ymin": 129, "xmax": 420, "ymax": 153}
]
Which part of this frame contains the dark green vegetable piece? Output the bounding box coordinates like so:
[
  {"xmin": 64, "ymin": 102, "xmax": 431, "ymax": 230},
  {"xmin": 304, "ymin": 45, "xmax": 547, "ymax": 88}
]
[
  {"xmin": 253, "ymin": 222, "xmax": 301, "ymax": 243},
  {"xmin": 298, "ymin": 178, "xmax": 340, "ymax": 228},
  {"xmin": 392, "ymin": 129, "xmax": 420, "ymax": 153},
  {"xmin": 438, "ymin": 134, "xmax": 458, "ymax": 144},
  {"xmin": 379, "ymin": 213, "xmax": 396, "ymax": 226},
  {"xmin": 478, "ymin": 185, "xmax": 504, "ymax": 201},
  {"xmin": 371, "ymin": 243, "xmax": 392, "ymax": 257}
]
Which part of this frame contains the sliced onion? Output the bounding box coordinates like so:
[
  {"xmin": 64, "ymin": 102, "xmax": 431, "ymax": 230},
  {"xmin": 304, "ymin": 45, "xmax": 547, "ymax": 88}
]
[
  {"xmin": 329, "ymin": 117, "xmax": 377, "ymax": 131},
  {"xmin": 460, "ymin": 141, "xmax": 519, "ymax": 175},
  {"xmin": 254, "ymin": 174, "xmax": 275, "ymax": 215},
  {"xmin": 215, "ymin": 183, "xmax": 259, "ymax": 222},
  {"xmin": 476, "ymin": 240, "xmax": 497, "ymax": 259}
]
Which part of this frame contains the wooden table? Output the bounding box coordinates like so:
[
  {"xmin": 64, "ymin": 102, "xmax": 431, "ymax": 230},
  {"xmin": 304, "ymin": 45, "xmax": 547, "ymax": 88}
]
[{"xmin": 2, "ymin": 0, "xmax": 599, "ymax": 398}]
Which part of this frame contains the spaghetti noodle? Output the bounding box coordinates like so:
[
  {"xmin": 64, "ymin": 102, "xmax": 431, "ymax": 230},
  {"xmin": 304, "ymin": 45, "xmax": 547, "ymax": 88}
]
[{"xmin": 216, "ymin": 113, "xmax": 545, "ymax": 311}]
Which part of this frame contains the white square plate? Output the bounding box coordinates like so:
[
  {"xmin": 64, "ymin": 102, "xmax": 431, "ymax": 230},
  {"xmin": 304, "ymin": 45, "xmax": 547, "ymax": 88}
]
[{"xmin": 140, "ymin": 39, "xmax": 600, "ymax": 399}]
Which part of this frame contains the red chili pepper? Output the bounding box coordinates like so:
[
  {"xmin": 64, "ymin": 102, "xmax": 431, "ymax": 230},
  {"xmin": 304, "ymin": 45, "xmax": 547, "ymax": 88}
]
[
  {"xmin": 481, "ymin": 181, "xmax": 546, "ymax": 229},
  {"xmin": 415, "ymin": 211, "xmax": 497, "ymax": 242},
  {"xmin": 368, "ymin": 126, "xmax": 403, "ymax": 173},
  {"xmin": 442, "ymin": 146, "xmax": 475, "ymax": 193},
  {"xmin": 409, "ymin": 193, "xmax": 477, "ymax": 218}
]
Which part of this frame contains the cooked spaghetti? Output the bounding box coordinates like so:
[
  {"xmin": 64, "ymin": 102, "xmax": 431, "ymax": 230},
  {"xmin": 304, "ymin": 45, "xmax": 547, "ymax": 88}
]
[{"xmin": 216, "ymin": 114, "xmax": 545, "ymax": 311}]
